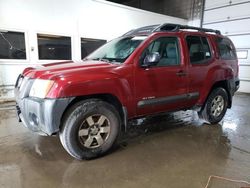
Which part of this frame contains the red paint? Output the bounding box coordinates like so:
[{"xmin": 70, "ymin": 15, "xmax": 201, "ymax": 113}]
[{"xmin": 22, "ymin": 31, "xmax": 239, "ymax": 119}]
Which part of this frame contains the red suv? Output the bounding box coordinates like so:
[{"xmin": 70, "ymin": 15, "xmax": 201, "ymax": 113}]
[{"xmin": 15, "ymin": 24, "xmax": 239, "ymax": 159}]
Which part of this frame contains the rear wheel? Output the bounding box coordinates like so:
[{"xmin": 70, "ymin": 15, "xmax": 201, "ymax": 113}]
[
  {"xmin": 199, "ymin": 88, "xmax": 228, "ymax": 124},
  {"xmin": 59, "ymin": 99, "xmax": 121, "ymax": 160}
]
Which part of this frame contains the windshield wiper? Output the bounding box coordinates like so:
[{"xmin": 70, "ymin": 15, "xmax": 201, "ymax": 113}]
[
  {"xmin": 92, "ymin": 58, "xmax": 111, "ymax": 63},
  {"xmin": 90, "ymin": 57, "xmax": 123, "ymax": 64}
]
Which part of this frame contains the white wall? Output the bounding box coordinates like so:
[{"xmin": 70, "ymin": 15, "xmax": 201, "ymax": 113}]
[
  {"xmin": 0, "ymin": 0, "xmax": 187, "ymax": 99},
  {"xmin": 202, "ymin": 0, "xmax": 250, "ymax": 93},
  {"xmin": 188, "ymin": 19, "xmax": 201, "ymax": 27}
]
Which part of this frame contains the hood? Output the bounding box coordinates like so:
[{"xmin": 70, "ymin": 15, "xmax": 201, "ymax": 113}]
[{"xmin": 23, "ymin": 60, "xmax": 121, "ymax": 80}]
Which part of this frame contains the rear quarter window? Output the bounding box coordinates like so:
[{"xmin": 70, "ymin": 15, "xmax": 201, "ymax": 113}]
[{"xmin": 216, "ymin": 37, "xmax": 237, "ymax": 60}]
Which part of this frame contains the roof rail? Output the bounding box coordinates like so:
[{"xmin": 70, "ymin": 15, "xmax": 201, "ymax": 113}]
[
  {"xmin": 122, "ymin": 25, "xmax": 159, "ymax": 36},
  {"xmin": 122, "ymin": 23, "xmax": 221, "ymax": 36},
  {"xmin": 153, "ymin": 23, "xmax": 221, "ymax": 35}
]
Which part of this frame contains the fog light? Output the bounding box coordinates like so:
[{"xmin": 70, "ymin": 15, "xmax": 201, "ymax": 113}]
[{"xmin": 29, "ymin": 113, "xmax": 39, "ymax": 126}]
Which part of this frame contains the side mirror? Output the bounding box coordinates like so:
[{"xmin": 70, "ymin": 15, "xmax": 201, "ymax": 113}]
[{"xmin": 142, "ymin": 52, "xmax": 160, "ymax": 67}]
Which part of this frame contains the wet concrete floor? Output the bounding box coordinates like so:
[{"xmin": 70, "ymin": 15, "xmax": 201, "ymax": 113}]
[{"xmin": 0, "ymin": 93, "xmax": 250, "ymax": 188}]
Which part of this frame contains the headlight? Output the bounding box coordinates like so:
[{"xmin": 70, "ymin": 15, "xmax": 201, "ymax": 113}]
[{"xmin": 29, "ymin": 79, "xmax": 54, "ymax": 98}]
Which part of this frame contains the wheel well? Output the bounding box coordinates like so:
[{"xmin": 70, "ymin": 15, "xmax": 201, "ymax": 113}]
[
  {"xmin": 60, "ymin": 94, "xmax": 125, "ymax": 132},
  {"xmin": 209, "ymin": 80, "xmax": 232, "ymax": 108}
]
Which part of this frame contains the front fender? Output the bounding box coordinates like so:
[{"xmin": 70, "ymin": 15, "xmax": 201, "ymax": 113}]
[{"xmin": 49, "ymin": 77, "xmax": 133, "ymax": 108}]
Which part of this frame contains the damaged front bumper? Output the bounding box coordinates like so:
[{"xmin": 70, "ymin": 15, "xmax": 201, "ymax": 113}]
[{"xmin": 14, "ymin": 75, "xmax": 74, "ymax": 135}]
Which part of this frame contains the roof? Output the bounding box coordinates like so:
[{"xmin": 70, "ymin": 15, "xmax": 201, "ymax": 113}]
[{"xmin": 123, "ymin": 23, "xmax": 221, "ymax": 37}]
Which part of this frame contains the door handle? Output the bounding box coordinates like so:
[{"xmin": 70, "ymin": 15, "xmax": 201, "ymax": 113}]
[{"xmin": 176, "ymin": 70, "xmax": 187, "ymax": 77}]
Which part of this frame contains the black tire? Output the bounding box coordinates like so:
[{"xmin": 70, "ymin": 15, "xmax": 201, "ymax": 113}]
[
  {"xmin": 59, "ymin": 99, "xmax": 121, "ymax": 160},
  {"xmin": 198, "ymin": 88, "xmax": 228, "ymax": 124}
]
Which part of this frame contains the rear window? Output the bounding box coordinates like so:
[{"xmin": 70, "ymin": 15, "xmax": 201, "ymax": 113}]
[{"xmin": 216, "ymin": 37, "xmax": 237, "ymax": 60}]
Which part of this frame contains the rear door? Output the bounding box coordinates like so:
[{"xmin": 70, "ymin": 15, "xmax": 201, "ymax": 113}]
[{"xmin": 185, "ymin": 35, "xmax": 214, "ymax": 106}]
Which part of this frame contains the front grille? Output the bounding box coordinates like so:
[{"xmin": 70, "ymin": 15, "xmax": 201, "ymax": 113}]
[
  {"xmin": 15, "ymin": 74, "xmax": 24, "ymax": 88},
  {"xmin": 15, "ymin": 77, "xmax": 34, "ymax": 99},
  {"xmin": 16, "ymin": 105, "xmax": 21, "ymax": 122}
]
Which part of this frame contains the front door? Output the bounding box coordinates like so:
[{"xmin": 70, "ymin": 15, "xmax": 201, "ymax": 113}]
[{"xmin": 134, "ymin": 36, "xmax": 190, "ymax": 116}]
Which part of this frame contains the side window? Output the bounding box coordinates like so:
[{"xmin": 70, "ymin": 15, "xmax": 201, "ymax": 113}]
[
  {"xmin": 216, "ymin": 37, "xmax": 237, "ymax": 60},
  {"xmin": 0, "ymin": 30, "xmax": 26, "ymax": 59},
  {"xmin": 201, "ymin": 37, "xmax": 211, "ymax": 59},
  {"xmin": 81, "ymin": 38, "xmax": 106, "ymax": 59},
  {"xmin": 37, "ymin": 34, "xmax": 71, "ymax": 60},
  {"xmin": 141, "ymin": 37, "xmax": 180, "ymax": 66},
  {"xmin": 186, "ymin": 36, "xmax": 211, "ymax": 64},
  {"xmin": 148, "ymin": 40, "xmax": 161, "ymax": 53}
]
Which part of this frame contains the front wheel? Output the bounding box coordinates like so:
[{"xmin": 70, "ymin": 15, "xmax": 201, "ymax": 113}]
[
  {"xmin": 59, "ymin": 99, "xmax": 121, "ymax": 160},
  {"xmin": 198, "ymin": 88, "xmax": 228, "ymax": 124}
]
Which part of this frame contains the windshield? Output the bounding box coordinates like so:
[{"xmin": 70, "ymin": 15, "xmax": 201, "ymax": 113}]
[{"xmin": 86, "ymin": 36, "xmax": 147, "ymax": 63}]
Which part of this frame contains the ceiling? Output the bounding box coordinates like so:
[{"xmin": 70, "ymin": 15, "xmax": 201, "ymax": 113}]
[{"xmin": 106, "ymin": 0, "xmax": 204, "ymax": 20}]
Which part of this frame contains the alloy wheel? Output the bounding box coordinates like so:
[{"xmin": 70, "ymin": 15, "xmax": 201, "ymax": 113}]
[
  {"xmin": 78, "ymin": 114, "xmax": 111, "ymax": 148},
  {"xmin": 210, "ymin": 95, "xmax": 225, "ymax": 117}
]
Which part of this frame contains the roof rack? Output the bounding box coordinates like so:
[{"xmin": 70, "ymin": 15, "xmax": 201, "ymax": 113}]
[
  {"xmin": 123, "ymin": 23, "xmax": 221, "ymax": 36},
  {"xmin": 153, "ymin": 23, "xmax": 221, "ymax": 35},
  {"xmin": 122, "ymin": 25, "xmax": 159, "ymax": 36}
]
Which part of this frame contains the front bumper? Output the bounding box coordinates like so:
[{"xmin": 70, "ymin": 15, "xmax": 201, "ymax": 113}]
[{"xmin": 15, "ymin": 75, "xmax": 74, "ymax": 135}]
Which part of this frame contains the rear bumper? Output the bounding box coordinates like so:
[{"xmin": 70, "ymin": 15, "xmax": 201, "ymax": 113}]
[
  {"xmin": 226, "ymin": 77, "xmax": 240, "ymax": 109},
  {"xmin": 14, "ymin": 75, "xmax": 74, "ymax": 135},
  {"xmin": 235, "ymin": 78, "xmax": 240, "ymax": 92}
]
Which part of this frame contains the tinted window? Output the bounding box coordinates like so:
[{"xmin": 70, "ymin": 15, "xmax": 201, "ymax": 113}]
[
  {"xmin": 37, "ymin": 34, "xmax": 71, "ymax": 60},
  {"xmin": 216, "ymin": 37, "xmax": 237, "ymax": 60},
  {"xmin": 186, "ymin": 36, "xmax": 211, "ymax": 64},
  {"xmin": 141, "ymin": 37, "xmax": 180, "ymax": 66},
  {"xmin": 81, "ymin": 38, "xmax": 106, "ymax": 59},
  {"xmin": 0, "ymin": 31, "xmax": 26, "ymax": 59},
  {"xmin": 201, "ymin": 37, "xmax": 211, "ymax": 59}
]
